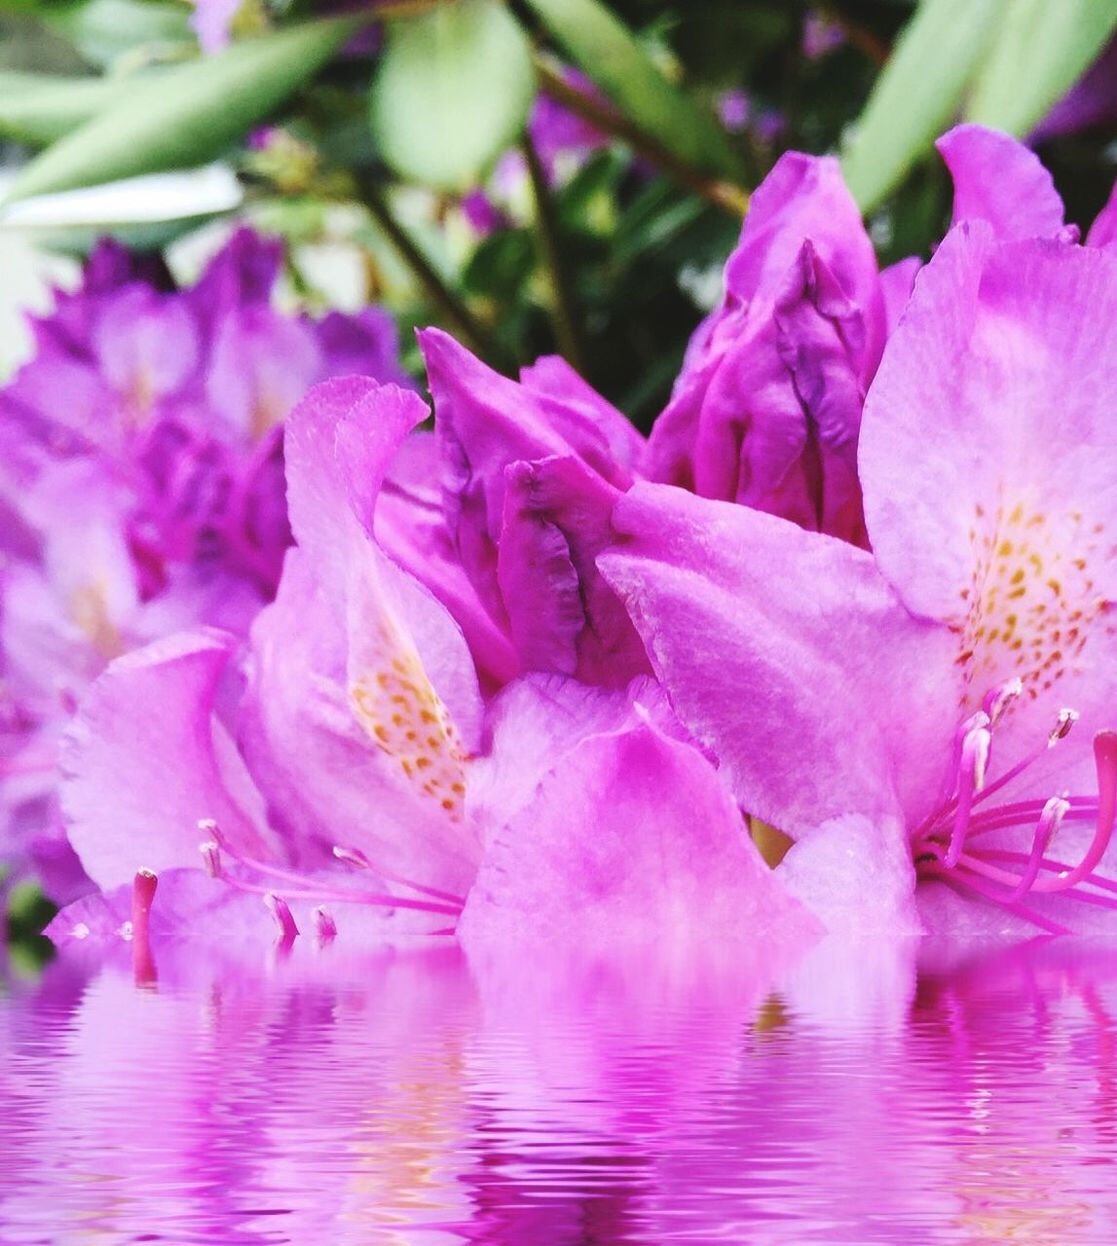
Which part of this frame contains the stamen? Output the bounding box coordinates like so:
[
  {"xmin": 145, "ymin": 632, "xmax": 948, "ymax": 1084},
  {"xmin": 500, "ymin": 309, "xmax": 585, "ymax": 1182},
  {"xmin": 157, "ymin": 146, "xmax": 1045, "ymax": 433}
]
[
  {"xmin": 1032, "ymin": 730, "xmax": 1117, "ymax": 893},
  {"xmin": 971, "ymin": 706, "xmax": 1078, "ymax": 811},
  {"xmin": 132, "ymin": 868, "xmax": 158, "ymax": 929},
  {"xmin": 263, "ymin": 892, "xmax": 299, "ymax": 943},
  {"xmin": 922, "ymin": 862, "xmax": 1070, "ymax": 936},
  {"xmin": 983, "ymin": 677, "xmax": 1023, "ymax": 726},
  {"xmin": 1006, "ymin": 795, "xmax": 1069, "ymax": 901},
  {"xmin": 131, "ymin": 869, "xmax": 159, "ymax": 986},
  {"xmin": 199, "ymin": 840, "xmax": 222, "ymax": 879},
  {"xmin": 332, "ymin": 844, "xmax": 465, "ymax": 904},
  {"xmin": 945, "ymin": 722, "xmax": 991, "ymax": 868},
  {"xmin": 312, "ymin": 906, "xmax": 337, "ymax": 944}
]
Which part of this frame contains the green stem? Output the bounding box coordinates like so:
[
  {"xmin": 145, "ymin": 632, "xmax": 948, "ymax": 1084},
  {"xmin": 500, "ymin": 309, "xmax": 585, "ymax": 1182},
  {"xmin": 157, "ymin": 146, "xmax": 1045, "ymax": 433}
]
[
  {"xmin": 521, "ymin": 132, "xmax": 588, "ymax": 374},
  {"xmin": 533, "ymin": 55, "xmax": 750, "ymax": 218},
  {"xmin": 358, "ymin": 176, "xmax": 506, "ymax": 367}
]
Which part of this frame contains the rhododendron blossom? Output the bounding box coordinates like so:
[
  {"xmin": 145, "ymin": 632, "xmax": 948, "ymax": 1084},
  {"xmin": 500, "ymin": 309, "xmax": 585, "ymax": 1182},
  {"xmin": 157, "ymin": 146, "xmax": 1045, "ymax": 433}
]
[
  {"xmin": 602, "ymin": 221, "xmax": 1117, "ymax": 936},
  {"xmin": 0, "ymin": 230, "xmax": 408, "ymax": 898},
  {"xmin": 33, "ymin": 124, "xmax": 1117, "ymax": 951},
  {"xmin": 48, "ymin": 377, "xmax": 810, "ymax": 954}
]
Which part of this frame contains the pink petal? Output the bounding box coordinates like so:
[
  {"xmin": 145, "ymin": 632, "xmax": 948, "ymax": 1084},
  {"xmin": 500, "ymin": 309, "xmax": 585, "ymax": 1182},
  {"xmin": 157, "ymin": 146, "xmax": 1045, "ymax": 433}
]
[
  {"xmin": 60, "ymin": 630, "xmax": 274, "ymax": 890},
  {"xmin": 600, "ymin": 484, "xmax": 958, "ymax": 833},
  {"xmin": 459, "ymin": 719, "xmax": 818, "ymax": 948},
  {"xmin": 937, "ymin": 124, "xmax": 1066, "ymax": 241}
]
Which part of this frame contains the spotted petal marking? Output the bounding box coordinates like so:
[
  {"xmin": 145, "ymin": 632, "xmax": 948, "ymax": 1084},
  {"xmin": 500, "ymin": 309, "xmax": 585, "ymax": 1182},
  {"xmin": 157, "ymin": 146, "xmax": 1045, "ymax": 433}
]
[
  {"xmin": 957, "ymin": 500, "xmax": 1113, "ymax": 706},
  {"xmin": 349, "ymin": 620, "xmax": 467, "ymax": 823}
]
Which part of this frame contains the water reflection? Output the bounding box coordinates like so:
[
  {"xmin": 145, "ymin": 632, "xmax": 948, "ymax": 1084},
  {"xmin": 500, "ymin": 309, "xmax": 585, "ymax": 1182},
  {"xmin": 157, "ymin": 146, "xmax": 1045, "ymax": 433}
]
[{"xmin": 2, "ymin": 936, "xmax": 1117, "ymax": 1244}]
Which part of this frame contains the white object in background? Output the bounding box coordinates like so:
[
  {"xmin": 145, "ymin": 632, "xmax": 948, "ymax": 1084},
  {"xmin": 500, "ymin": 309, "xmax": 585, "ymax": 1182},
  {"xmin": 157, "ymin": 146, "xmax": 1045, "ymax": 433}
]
[
  {"xmin": 0, "ymin": 164, "xmax": 243, "ymax": 250},
  {"xmin": 0, "ymin": 234, "xmax": 78, "ymax": 380}
]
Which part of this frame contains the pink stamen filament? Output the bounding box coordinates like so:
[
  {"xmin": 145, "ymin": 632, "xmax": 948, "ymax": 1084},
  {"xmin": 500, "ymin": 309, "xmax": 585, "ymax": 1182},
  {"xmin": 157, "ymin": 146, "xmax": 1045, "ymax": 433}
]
[
  {"xmin": 332, "ymin": 845, "xmax": 464, "ymax": 905},
  {"xmin": 921, "ymin": 863, "xmax": 1070, "ymax": 936},
  {"xmin": 200, "ymin": 821, "xmax": 463, "ymax": 917},
  {"xmin": 214, "ymin": 869, "xmax": 461, "ymax": 916},
  {"xmin": 914, "ymin": 711, "xmax": 1117, "ymax": 931}
]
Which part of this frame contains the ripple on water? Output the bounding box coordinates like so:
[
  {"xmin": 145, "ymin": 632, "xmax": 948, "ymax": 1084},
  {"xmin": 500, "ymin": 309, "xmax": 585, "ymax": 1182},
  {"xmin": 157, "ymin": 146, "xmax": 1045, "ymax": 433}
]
[{"xmin": 1, "ymin": 937, "xmax": 1117, "ymax": 1244}]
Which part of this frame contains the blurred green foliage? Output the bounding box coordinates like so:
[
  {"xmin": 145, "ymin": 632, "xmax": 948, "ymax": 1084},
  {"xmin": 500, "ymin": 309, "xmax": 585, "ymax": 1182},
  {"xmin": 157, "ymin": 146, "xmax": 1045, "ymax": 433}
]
[{"xmin": 0, "ymin": 0, "xmax": 1114, "ymax": 426}]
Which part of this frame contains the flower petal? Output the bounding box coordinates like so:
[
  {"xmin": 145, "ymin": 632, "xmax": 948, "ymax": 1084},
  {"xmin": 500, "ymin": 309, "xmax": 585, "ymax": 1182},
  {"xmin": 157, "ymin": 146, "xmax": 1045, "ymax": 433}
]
[
  {"xmin": 458, "ymin": 719, "xmax": 817, "ymax": 948},
  {"xmin": 937, "ymin": 124, "xmax": 1065, "ymax": 241},
  {"xmin": 60, "ymin": 629, "xmax": 273, "ymax": 890},
  {"xmin": 861, "ymin": 224, "xmax": 1117, "ymax": 768},
  {"xmin": 600, "ymin": 483, "xmax": 958, "ymax": 832}
]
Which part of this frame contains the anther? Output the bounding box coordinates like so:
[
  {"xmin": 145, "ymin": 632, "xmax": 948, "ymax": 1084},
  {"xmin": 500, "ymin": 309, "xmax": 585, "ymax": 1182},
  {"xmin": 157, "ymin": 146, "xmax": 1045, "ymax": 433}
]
[
  {"xmin": 199, "ymin": 841, "xmax": 222, "ymax": 878},
  {"xmin": 1034, "ymin": 731, "xmax": 1117, "ymax": 894},
  {"xmin": 1048, "ymin": 708, "xmax": 1079, "ymax": 745},
  {"xmin": 197, "ymin": 817, "xmax": 227, "ymax": 847},
  {"xmin": 964, "ymin": 723, "xmax": 992, "ymax": 792},
  {"xmin": 312, "ymin": 906, "xmax": 337, "ymax": 944},
  {"xmin": 263, "ymin": 893, "xmax": 299, "ymax": 943},
  {"xmin": 1005, "ymin": 795, "xmax": 1070, "ymax": 902},
  {"xmin": 333, "ymin": 845, "xmax": 371, "ymax": 870},
  {"xmin": 983, "ymin": 678, "xmax": 1023, "ymax": 727},
  {"xmin": 946, "ymin": 723, "xmax": 992, "ymax": 868}
]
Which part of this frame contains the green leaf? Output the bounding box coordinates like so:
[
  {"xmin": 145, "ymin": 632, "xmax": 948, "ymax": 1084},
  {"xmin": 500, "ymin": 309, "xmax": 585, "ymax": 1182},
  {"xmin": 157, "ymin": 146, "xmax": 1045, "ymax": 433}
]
[
  {"xmin": 0, "ymin": 70, "xmax": 160, "ymax": 147},
  {"xmin": 965, "ymin": 0, "xmax": 1117, "ymax": 136},
  {"xmin": 841, "ymin": 0, "xmax": 1005, "ymax": 213},
  {"xmin": 4, "ymin": 18, "xmax": 357, "ymax": 203},
  {"xmin": 370, "ymin": 0, "xmax": 535, "ymax": 192},
  {"xmin": 520, "ymin": 0, "xmax": 740, "ymax": 178},
  {"xmin": 44, "ymin": 0, "xmax": 191, "ymax": 69}
]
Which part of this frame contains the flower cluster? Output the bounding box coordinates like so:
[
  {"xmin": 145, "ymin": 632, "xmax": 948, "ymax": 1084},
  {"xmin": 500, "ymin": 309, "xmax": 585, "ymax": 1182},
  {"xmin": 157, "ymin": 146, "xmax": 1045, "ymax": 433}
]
[
  {"xmin": 36, "ymin": 126, "xmax": 1117, "ymax": 960},
  {"xmin": 0, "ymin": 229, "xmax": 409, "ymax": 900}
]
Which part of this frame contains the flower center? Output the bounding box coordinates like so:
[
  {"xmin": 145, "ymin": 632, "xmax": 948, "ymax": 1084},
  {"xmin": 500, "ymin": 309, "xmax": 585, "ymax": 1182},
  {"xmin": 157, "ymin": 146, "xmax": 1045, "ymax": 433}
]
[{"xmin": 912, "ymin": 678, "xmax": 1117, "ymax": 933}]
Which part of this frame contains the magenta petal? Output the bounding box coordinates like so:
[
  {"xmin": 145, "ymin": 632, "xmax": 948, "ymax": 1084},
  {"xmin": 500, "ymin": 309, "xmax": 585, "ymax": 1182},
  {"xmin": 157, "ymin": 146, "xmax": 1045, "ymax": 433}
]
[
  {"xmin": 93, "ymin": 288, "xmax": 200, "ymax": 410},
  {"xmin": 600, "ymin": 484, "xmax": 959, "ymax": 832},
  {"xmin": 284, "ymin": 377, "xmax": 426, "ymax": 560},
  {"xmin": 498, "ymin": 455, "xmax": 649, "ymax": 686},
  {"xmin": 421, "ymin": 328, "xmax": 636, "ymax": 624},
  {"xmin": 937, "ymin": 125, "xmax": 1066, "ymax": 241},
  {"xmin": 879, "ymin": 256, "xmax": 921, "ymax": 335},
  {"xmin": 377, "ymin": 435, "xmax": 520, "ymax": 688},
  {"xmin": 519, "ymin": 354, "xmax": 646, "ymax": 477},
  {"xmin": 458, "ymin": 719, "xmax": 818, "ymax": 948},
  {"xmin": 60, "ymin": 630, "xmax": 274, "ymax": 890},
  {"xmin": 1088, "ymin": 181, "xmax": 1117, "ymax": 251},
  {"xmin": 723, "ymin": 152, "xmax": 880, "ymax": 319},
  {"xmin": 777, "ymin": 814, "xmax": 922, "ymax": 938},
  {"xmin": 861, "ymin": 224, "xmax": 1117, "ymax": 771},
  {"xmin": 468, "ymin": 672, "xmax": 670, "ymax": 837},
  {"xmin": 205, "ymin": 307, "xmax": 322, "ymax": 439}
]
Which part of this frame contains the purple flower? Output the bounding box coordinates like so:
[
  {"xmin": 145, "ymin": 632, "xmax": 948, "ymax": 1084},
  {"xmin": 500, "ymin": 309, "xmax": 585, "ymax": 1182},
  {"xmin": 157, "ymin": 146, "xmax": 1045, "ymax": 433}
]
[
  {"xmin": 0, "ymin": 229, "xmax": 408, "ymax": 899},
  {"xmin": 529, "ymin": 67, "xmax": 608, "ymax": 180},
  {"xmin": 1032, "ymin": 35, "xmax": 1117, "ymax": 143},
  {"xmin": 47, "ymin": 375, "xmax": 812, "ymax": 953},
  {"xmin": 647, "ymin": 150, "xmax": 887, "ymax": 546},
  {"xmin": 189, "ymin": 0, "xmax": 247, "ymax": 54},
  {"xmin": 602, "ymin": 222, "xmax": 1117, "ymax": 937}
]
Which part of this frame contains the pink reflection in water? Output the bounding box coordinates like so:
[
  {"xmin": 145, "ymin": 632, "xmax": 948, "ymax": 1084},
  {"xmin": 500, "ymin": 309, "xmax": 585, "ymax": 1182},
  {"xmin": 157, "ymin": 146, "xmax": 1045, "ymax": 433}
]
[{"xmin": 1, "ymin": 937, "xmax": 1117, "ymax": 1243}]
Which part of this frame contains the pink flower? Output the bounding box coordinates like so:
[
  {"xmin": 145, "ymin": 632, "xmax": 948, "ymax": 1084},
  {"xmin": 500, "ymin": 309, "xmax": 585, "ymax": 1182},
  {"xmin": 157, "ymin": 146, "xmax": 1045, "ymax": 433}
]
[
  {"xmin": 48, "ymin": 377, "xmax": 811, "ymax": 953},
  {"xmin": 602, "ymin": 221, "xmax": 1117, "ymax": 937}
]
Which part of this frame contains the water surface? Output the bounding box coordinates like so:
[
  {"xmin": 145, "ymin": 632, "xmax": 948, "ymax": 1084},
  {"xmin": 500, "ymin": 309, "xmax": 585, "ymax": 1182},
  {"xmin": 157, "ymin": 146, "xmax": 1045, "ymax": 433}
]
[{"xmin": 2, "ymin": 936, "xmax": 1116, "ymax": 1244}]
